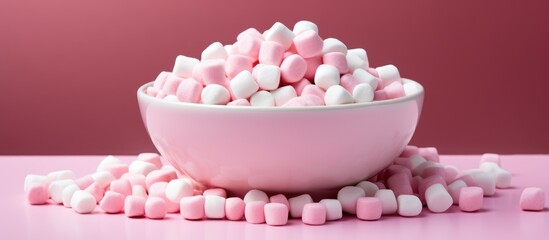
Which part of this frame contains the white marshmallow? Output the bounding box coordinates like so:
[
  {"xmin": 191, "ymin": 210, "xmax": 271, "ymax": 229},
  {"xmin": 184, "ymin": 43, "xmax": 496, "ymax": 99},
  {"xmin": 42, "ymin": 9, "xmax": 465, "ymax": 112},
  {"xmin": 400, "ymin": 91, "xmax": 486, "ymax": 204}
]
[
  {"xmin": 128, "ymin": 161, "xmax": 158, "ymax": 176},
  {"xmin": 346, "ymin": 52, "xmax": 368, "ymax": 71},
  {"xmin": 319, "ymin": 199, "xmax": 343, "ymax": 221},
  {"xmin": 348, "ymin": 48, "xmax": 368, "ymax": 62},
  {"xmin": 352, "ymin": 83, "xmax": 374, "ymax": 103},
  {"xmin": 397, "ymin": 194, "xmax": 422, "ymax": 217},
  {"xmin": 137, "ymin": 153, "xmax": 163, "ymax": 169},
  {"xmin": 403, "ymin": 81, "xmax": 421, "ymax": 96},
  {"xmin": 264, "ymin": 22, "xmax": 295, "ymax": 50},
  {"xmin": 271, "ymin": 85, "xmax": 297, "ymax": 106},
  {"xmin": 71, "ymin": 190, "xmax": 97, "ymax": 214},
  {"xmin": 91, "ymin": 171, "xmax": 116, "ymax": 189},
  {"xmin": 47, "ymin": 170, "xmax": 74, "ymax": 182},
  {"xmin": 163, "ymin": 95, "xmax": 179, "ymax": 102},
  {"xmin": 201, "ymin": 84, "xmax": 231, "ymax": 105},
  {"xmin": 62, "ymin": 184, "xmax": 80, "ymax": 207},
  {"xmin": 353, "ymin": 68, "xmax": 378, "ymax": 90},
  {"xmin": 204, "ymin": 195, "xmax": 226, "ymax": 219},
  {"xmin": 293, "ymin": 20, "xmax": 319, "ymax": 35},
  {"xmin": 173, "ymin": 55, "xmax": 199, "ymax": 78},
  {"xmin": 374, "ymin": 189, "xmax": 398, "ymax": 215},
  {"xmin": 322, "ymin": 38, "xmax": 347, "ymax": 55},
  {"xmin": 250, "ymin": 90, "xmax": 275, "ymax": 107},
  {"xmin": 254, "ymin": 65, "xmax": 281, "ymax": 90},
  {"xmin": 165, "ymin": 179, "xmax": 193, "ymax": 203},
  {"xmin": 288, "ymin": 194, "xmax": 313, "ymax": 218},
  {"xmin": 355, "ymin": 181, "xmax": 379, "ymax": 197},
  {"xmin": 480, "ymin": 153, "xmax": 501, "ymax": 166},
  {"xmin": 96, "ymin": 155, "xmax": 121, "ymax": 172},
  {"xmin": 243, "ymin": 189, "xmax": 269, "ymax": 203},
  {"xmin": 479, "ymin": 162, "xmax": 512, "ymax": 189},
  {"xmin": 464, "ymin": 169, "xmax": 497, "ymax": 196},
  {"xmin": 337, "ymin": 186, "xmax": 366, "ymax": 214},
  {"xmin": 324, "ymin": 85, "xmax": 354, "ymax": 106},
  {"xmin": 448, "ymin": 179, "xmax": 467, "ymax": 204},
  {"xmin": 376, "ymin": 64, "xmax": 401, "ymax": 87},
  {"xmin": 24, "ymin": 174, "xmax": 48, "ymax": 192},
  {"xmin": 201, "ymin": 42, "xmax": 228, "ymax": 61},
  {"xmin": 230, "ymin": 71, "xmax": 259, "ymax": 99},
  {"xmin": 132, "ymin": 185, "xmax": 148, "ymax": 198},
  {"xmin": 223, "ymin": 44, "xmax": 233, "ymax": 55},
  {"xmin": 409, "ymin": 154, "xmax": 428, "ymax": 170},
  {"xmin": 314, "ymin": 64, "xmax": 340, "ymax": 90},
  {"xmin": 48, "ymin": 179, "xmax": 76, "ymax": 204},
  {"xmin": 425, "ymin": 183, "xmax": 453, "ymax": 213}
]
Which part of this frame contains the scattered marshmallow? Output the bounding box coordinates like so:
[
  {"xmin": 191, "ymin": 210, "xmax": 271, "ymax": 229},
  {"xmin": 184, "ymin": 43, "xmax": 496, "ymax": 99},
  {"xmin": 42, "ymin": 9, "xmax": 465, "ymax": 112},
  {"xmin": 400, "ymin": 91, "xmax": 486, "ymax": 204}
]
[
  {"xmin": 204, "ymin": 195, "xmax": 226, "ymax": 219},
  {"xmin": 264, "ymin": 203, "xmax": 289, "ymax": 226},
  {"xmin": 180, "ymin": 196, "xmax": 205, "ymax": 220},
  {"xmin": 374, "ymin": 189, "xmax": 398, "ymax": 215},
  {"xmin": 356, "ymin": 181, "xmax": 379, "ymax": 197},
  {"xmin": 26, "ymin": 182, "xmax": 49, "ymax": 205},
  {"xmin": 397, "ymin": 195, "xmax": 423, "ymax": 217},
  {"xmin": 459, "ymin": 187, "xmax": 483, "ymax": 212},
  {"xmin": 100, "ymin": 191, "xmax": 125, "ymax": 214},
  {"xmin": 145, "ymin": 197, "xmax": 167, "ymax": 219},
  {"xmin": 319, "ymin": 199, "xmax": 343, "ymax": 221},
  {"xmin": 337, "ymin": 186, "xmax": 366, "ymax": 214},
  {"xmin": 125, "ymin": 196, "xmax": 146, "ymax": 218},
  {"xmin": 96, "ymin": 155, "xmax": 121, "ymax": 172},
  {"xmin": 71, "ymin": 190, "xmax": 97, "ymax": 214},
  {"xmin": 520, "ymin": 187, "xmax": 545, "ymax": 211},
  {"xmin": 425, "ymin": 183, "xmax": 453, "ymax": 213},
  {"xmin": 356, "ymin": 197, "xmax": 382, "ymax": 220},
  {"xmin": 61, "ymin": 184, "xmax": 80, "ymax": 207},
  {"xmin": 302, "ymin": 203, "xmax": 326, "ymax": 225},
  {"xmin": 289, "ymin": 194, "xmax": 314, "ymax": 218},
  {"xmin": 48, "ymin": 179, "xmax": 76, "ymax": 204},
  {"xmin": 245, "ymin": 201, "xmax": 266, "ymax": 224},
  {"xmin": 225, "ymin": 197, "xmax": 245, "ymax": 221}
]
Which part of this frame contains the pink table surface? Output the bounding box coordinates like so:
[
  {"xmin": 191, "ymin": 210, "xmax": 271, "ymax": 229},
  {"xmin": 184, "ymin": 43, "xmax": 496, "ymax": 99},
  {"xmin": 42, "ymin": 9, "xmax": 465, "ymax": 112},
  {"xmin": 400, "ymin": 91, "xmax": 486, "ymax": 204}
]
[{"xmin": 1, "ymin": 155, "xmax": 548, "ymax": 240}]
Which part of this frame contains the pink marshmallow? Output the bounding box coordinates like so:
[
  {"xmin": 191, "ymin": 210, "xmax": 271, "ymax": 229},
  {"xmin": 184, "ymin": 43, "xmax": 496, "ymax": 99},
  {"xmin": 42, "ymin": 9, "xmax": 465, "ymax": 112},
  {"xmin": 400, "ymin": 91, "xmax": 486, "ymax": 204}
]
[
  {"xmin": 148, "ymin": 182, "xmax": 179, "ymax": 213},
  {"xmin": 323, "ymin": 52, "xmax": 349, "ymax": 74},
  {"xmin": 145, "ymin": 169, "xmax": 177, "ymax": 190},
  {"xmin": 374, "ymin": 189, "xmax": 398, "ymax": 215},
  {"xmin": 124, "ymin": 196, "xmax": 146, "ymax": 218},
  {"xmin": 293, "ymin": 30, "xmax": 323, "ymax": 58},
  {"xmin": 191, "ymin": 62, "xmax": 204, "ymax": 85},
  {"xmin": 201, "ymin": 59, "xmax": 226, "ymax": 85},
  {"xmin": 374, "ymin": 89, "xmax": 388, "ymax": 101},
  {"xmin": 180, "ymin": 196, "xmax": 205, "ymax": 220},
  {"xmin": 237, "ymin": 28, "xmax": 264, "ymax": 41},
  {"xmin": 304, "ymin": 56, "xmax": 322, "ymax": 80},
  {"xmin": 225, "ymin": 197, "xmax": 245, "ymax": 221},
  {"xmin": 337, "ymin": 186, "xmax": 365, "ymax": 214},
  {"xmin": 302, "ymin": 203, "xmax": 326, "ymax": 225},
  {"xmin": 339, "ymin": 74, "xmax": 360, "ymax": 93},
  {"xmin": 300, "ymin": 84, "xmax": 325, "ymax": 101},
  {"xmin": 387, "ymin": 173, "xmax": 414, "ymax": 197},
  {"xmin": 291, "ymin": 78, "xmax": 312, "ymax": 96},
  {"xmin": 227, "ymin": 99, "xmax": 251, "ymax": 106},
  {"xmin": 245, "ymin": 201, "xmax": 266, "ymax": 224},
  {"xmin": 520, "ymin": 187, "xmax": 545, "ymax": 211},
  {"xmin": 203, "ymin": 188, "xmax": 227, "ymax": 198},
  {"xmin": 176, "ymin": 79, "xmax": 203, "ymax": 103},
  {"xmin": 258, "ymin": 41, "xmax": 284, "ymax": 66},
  {"xmin": 269, "ymin": 194, "xmax": 290, "ymax": 210},
  {"xmin": 280, "ymin": 54, "xmax": 307, "ymax": 84},
  {"xmin": 26, "ymin": 182, "xmax": 48, "ymax": 205},
  {"xmin": 75, "ymin": 175, "xmax": 94, "ymax": 190},
  {"xmin": 459, "ymin": 186, "xmax": 483, "ymax": 212},
  {"xmin": 400, "ymin": 145, "xmax": 420, "ymax": 158},
  {"xmin": 356, "ymin": 197, "xmax": 382, "ymax": 220},
  {"xmin": 137, "ymin": 153, "xmax": 162, "ymax": 169},
  {"xmin": 153, "ymin": 71, "xmax": 170, "ymax": 89},
  {"xmin": 104, "ymin": 164, "xmax": 128, "ymax": 179},
  {"xmin": 109, "ymin": 178, "xmax": 132, "ymax": 196},
  {"xmin": 237, "ymin": 34, "xmax": 262, "ymax": 61},
  {"xmin": 124, "ymin": 174, "xmax": 146, "ymax": 189},
  {"xmin": 145, "ymin": 197, "xmax": 167, "ymax": 219},
  {"xmin": 225, "ymin": 55, "xmax": 253, "ymax": 79},
  {"xmin": 162, "ymin": 74, "xmax": 183, "ymax": 95},
  {"xmin": 394, "ymin": 157, "xmax": 413, "ymax": 169},
  {"xmin": 384, "ymin": 81, "xmax": 405, "ymax": 99},
  {"xmin": 385, "ymin": 165, "xmax": 413, "ymax": 180},
  {"xmin": 264, "ymin": 203, "xmax": 289, "ymax": 226},
  {"xmin": 419, "ymin": 147, "xmax": 440, "ymax": 163},
  {"xmin": 85, "ymin": 183, "xmax": 105, "ymax": 203},
  {"xmin": 367, "ymin": 68, "xmax": 379, "ymax": 78},
  {"xmin": 156, "ymin": 90, "xmax": 167, "ymax": 99},
  {"xmin": 100, "ymin": 191, "xmax": 125, "ymax": 214},
  {"xmin": 146, "ymin": 87, "xmax": 158, "ymax": 97}
]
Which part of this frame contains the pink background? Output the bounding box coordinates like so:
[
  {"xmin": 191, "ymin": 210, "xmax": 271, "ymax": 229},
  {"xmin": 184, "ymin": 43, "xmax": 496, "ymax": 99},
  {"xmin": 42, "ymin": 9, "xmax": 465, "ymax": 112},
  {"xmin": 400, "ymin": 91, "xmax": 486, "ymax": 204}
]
[{"xmin": 1, "ymin": 0, "xmax": 548, "ymax": 155}]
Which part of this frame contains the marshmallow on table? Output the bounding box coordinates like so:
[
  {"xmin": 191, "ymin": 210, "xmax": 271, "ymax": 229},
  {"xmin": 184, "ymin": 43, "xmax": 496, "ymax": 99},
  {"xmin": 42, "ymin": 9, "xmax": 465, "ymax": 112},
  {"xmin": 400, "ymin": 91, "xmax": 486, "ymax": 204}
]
[
  {"xmin": 302, "ymin": 203, "xmax": 326, "ymax": 225},
  {"xmin": 47, "ymin": 170, "xmax": 75, "ymax": 183},
  {"xmin": 464, "ymin": 169, "xmax": 497, "ymax": 196},
  {"xmin": 264, "ymin": 203, "xmax": 289, "ymax": 226},
  {"xmin": 124, "ymin": 174, "xmax": 146, "ymax": 189},
  {"xmin": 271, "ymin": 86, "xmax": 297, "ymax": 106},
  {"xmin": 419, "ymin": 147, "xmax": 440, "ymax": 163},
  {"xmin": 356, "ymin": 197, "xmax": 382, "ymax": 220},
  {"xmin": 293, "ymin": 30, "xmax": 323, "ymax": 58},
  {"xmin": 125, "ymin": 196, "xmax": 146, "ymax": 218},
  {"xmin": 520, "ymin": 187, "xmax": 545, "ymax": 211},
  {"xmin": 201, "ymin": 84, "xmax": 230, "ymax": 105},
  {"xmin": 425, "ymin": 183, "xmax": 453, "ymax": 213},
  {"xmin": 237, "ymin": 35, "xmax": 261, "ymax": 60},
  {"xmin": 85, "ymin": 183, "xmax": 105, "ymax": 203},
  {"xmin": 71, "ymin": 190, "xmax": 97, "ymax": 214},
  {"xmin": 387, "ymin": 173, "xmax": 414, "ymax": 197},
  {"xmin": 264, "ymin": 22, "xmax": 295, "ymax": 50},
  {"xmin": 128, "ymin": 161, "xmax": 158, "ymax": 176},
  {"xmin": 269, "ymin": 194, "xmax": 290, "ymax": 210},
  {"xmin": 153, "ymin": 71, "xmax": 170, "ymax": 90},
  {"xmin": 148, "ymin": 182, "xmax": 179, "ymax": 213},
  {"xmin": 243, "ymin": 189, "xmax": 269, "ymax": 203},
  {"xmin": 459, "ymin": 187, "xmax": 483, "ymax": 212},
  {"xmin": 356, "ymin": 181, "xmax": 379, "ymax": 197},
  {"xmin": 145, "ymin": 197, "xmax": 167, "ymax": 219},
  {"xmin": 280, "ymin": 54, "xmax": 307, "ymax": 84},
  {"xmin": 230, "ymin": 71, "xmax": 259, "ymax": 99},
  {"xmin": 376, "ymin": 64, "xmax": 401, "ymax": 87},
  {"xmin": 323, "ymin": 52, "xmax": 349, "ymax": 74},
  {"xmin": 100, "ymin": 191, "xmax": 125, "ymax": 214},
  {"xmin": 173, "ymin": 55, "xmax": 199, "ymax": 78},
  {"xmin": 91, "ymin": 171, "xmax": 116, "ymax": 189},
  {"xmin": 205, "ymin": 195, "xmax": 226, "ymax": 219},
  {"xmin": 180, "ymin": 196, "xmax": 205, "ymax": 220},
  {"xmin": 324, "ymin": 85, "xmax": 354, "ymax": 106},
  {"xmin": 412, "ymin": 161, "xmax": 440, "ymax": 176},
  {"xmin": 314, "ymin": 64, "xmax": 340, "ymax": 91},
  {"xmin": 177, "ymin": 79, "xmax": 203, "ymax": 103},
  {"xmin": 145, "ymin": 168, "xmax": 177, "ymax": 190},
  {"xmin": 110, "ymin": 178, "xmax": 132, "ymax": 196},
  {"xmin": 24, "ymin": 174, "xmax": 48, "ymax": 193},
  {"xmin": 479, "ymin": 162, "xmax": 512, "ymax": 189},
  {"xmin": 201, "ymin": 42, "xmax": 228, "ymax": 61},
  {"xmin": 322, "ymin": 38, "xmax": 347, "ymax": 55},
  {"xmin": 293, "ymin": 21, "xmax": 319, "ymax": 35},
  {"xmin": 444, "ymin": 165, "xmax": 460, "ymax": 183},
  {"xmin": 203, "ymin": 188, "xmax": 227, "ymax": 198},
  {"xmin": 258, "ymin": 41, "xmax": 284, "ymax": 66},
  {"xmin": 96, "ymin": 155, "xmax": 121, "ymax": 172},
  {"xmin": 26, "ymin": 182, "xmax": 49, "ymax": 205},
  {"xmin": 137, "ymin": 153, "xmax": 162, "ymax": 169},
  {"xmin": 132, "ymin": 185, "xmax": 148, "ymax": 198},
  {"xmin": 397, "ymin": 195, "xmax": 422, "ymax": 217},
  {"xmin": 448, "ymin": 179, "xmax": 468, "ymax": 204},
  {"xmin": 253, "ymin": 64, "xmax": 281, "ymax": 90},
  {"xmin": 288, "ymin": 194, "xmax": 314, "ymax": 218},
  {"xmin": 374, "ymin": 189, "xmax": 398, "ymax": 215},
  {"xmin": 49, "ymin": 179, "xmax": 76, "ymax": 204},
  {"xmin": 319, "ymin": 199, "xmax": 343, "ymax": 221},
  {"xmin": 400, "ymin": 145, "xmax": 420, "ymax": 158},
  {"xmin": 225, "ymin": 197, "xmax": 245, "ymax": 221},
  {"xmin": 245, "ymin": 201, "xmax": 267, "ymax": 224},
  {"xmin": 250, "ymin": 90, "xmax": 275, "ymax": 106},
  {"xmin": 103, "ymin": 164, "xmax": 128, "ymax": 180},
  {"xmin": 421, "ymin": 166, "xmax": 447, "ymax": 179},
  {"xmin": 337, "ymin": 186, "xmax": 366, "ymax": 214},
  {"xmin": 62, "ymin": 184, "xmax": 80, "ymax": 207},
  {"xmin": 418, "ymin": 175, "xmax": 447, "ymax": 199}
]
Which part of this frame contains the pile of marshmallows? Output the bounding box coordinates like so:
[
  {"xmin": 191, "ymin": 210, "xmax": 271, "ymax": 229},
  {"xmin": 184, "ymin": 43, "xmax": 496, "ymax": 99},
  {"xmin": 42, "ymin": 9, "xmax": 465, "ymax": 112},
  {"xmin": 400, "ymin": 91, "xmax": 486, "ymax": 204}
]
[
  {"xmin": 145, "ymin": 21, "xmax": 421, "ymax": 106},
  {"xmin": 24, "ymin": 148, "xmax": 545, "ymax": 226}
]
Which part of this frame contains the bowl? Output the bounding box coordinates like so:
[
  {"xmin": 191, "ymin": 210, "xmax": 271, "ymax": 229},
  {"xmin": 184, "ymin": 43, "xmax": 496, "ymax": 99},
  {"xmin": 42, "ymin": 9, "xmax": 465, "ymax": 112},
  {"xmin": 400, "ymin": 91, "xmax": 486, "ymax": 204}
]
[{"xmin": 137, "ymin": 79, "xmax": 424, "ymax": 196}]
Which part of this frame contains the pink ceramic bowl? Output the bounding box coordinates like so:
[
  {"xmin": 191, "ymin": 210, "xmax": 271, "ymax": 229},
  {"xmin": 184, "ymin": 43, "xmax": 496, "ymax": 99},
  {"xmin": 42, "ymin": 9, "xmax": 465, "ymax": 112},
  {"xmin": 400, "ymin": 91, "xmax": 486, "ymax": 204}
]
[{"xmin": 137, "ymin": 79, "xmax": 424, "ymax": 196}]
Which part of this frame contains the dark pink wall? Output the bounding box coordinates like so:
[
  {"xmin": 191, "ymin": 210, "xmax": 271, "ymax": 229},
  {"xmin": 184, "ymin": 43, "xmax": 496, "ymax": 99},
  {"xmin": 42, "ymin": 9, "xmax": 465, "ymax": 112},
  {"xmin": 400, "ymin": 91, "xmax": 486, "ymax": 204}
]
[{"xmin": 2, "ymin": 0, "xmax": 549, "ymax": 155}]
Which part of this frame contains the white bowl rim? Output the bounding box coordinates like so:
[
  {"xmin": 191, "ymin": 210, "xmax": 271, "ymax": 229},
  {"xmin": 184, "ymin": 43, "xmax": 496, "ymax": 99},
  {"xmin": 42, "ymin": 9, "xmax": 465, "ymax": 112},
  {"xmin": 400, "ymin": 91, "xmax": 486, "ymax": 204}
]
[{"xmin": 137, "ymin": 78, "xmax": 424, "ymax": 112}]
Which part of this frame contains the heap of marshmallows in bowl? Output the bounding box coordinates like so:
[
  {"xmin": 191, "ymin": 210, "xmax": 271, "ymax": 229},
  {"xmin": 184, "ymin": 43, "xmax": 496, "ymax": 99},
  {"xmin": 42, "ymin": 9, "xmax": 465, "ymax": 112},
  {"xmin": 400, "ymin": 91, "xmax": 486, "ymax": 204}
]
[{"xmin": 146, "ymin": 21, "xmax": 421, "ymax": 106}]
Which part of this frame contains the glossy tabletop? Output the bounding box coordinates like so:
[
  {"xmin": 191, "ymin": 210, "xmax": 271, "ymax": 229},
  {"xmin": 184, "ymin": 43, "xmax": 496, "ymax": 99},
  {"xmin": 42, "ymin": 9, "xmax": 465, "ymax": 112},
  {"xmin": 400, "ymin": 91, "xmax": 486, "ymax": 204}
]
[{"xmin": 1, "ymin": 155, "xmax": 548, "ymax": 240}]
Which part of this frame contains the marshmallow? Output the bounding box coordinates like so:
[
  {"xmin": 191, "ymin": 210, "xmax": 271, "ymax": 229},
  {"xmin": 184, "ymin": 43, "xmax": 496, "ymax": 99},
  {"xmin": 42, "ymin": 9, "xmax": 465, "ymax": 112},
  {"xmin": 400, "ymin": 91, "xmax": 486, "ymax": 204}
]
[
  {"xmin": 304, "ymin": 56, "xmax": 322, "ymax": 80},
  {"xmin": 258, "ymin": 41, "xmax": 284, "ymax": 66},
  {"xmin": 237, "ymin": 28, "xmax": 263, "ymax": 41},
  {"xmin": 145, "ymin": 168, "xmax": 177, "ymax": 190},
  {"xmin": 444, "ymin": 165, "xmax": 460, "ymax": 183},
  {"xmin": 227, "ymin": 99, "xmax": 251, "ymax": 106},
  {"xmin": 125, "ymin": 196, "xmax": 146, "ymax": 218},
  {"xmin": 324, "ymin": 85, "xmax": 354, "ymax": 106},
  {"xmin": 91, "ymin": 171, "xmax": 116, "ymax": 189},
  {"xmin": 387, "ymin": 173, "xmax": 414, "ymax": 197},
  {"xmin": 319, "ymin": 199, "xmax": 343, "ymax": 221},
  {"xmin": 49, "ymin": 179, "xmax": 76, "ymax": 204},
  {"xmin": 323, "ymin": 52, "xmax": 349, "ymax": 74},
  {"xmin": 24, "ymin": 174, "xmax": 48, "ymax": 192},
  {"xmin": 201, "ymin": 84, "xmax": 230, "ymax": 105},
  {"xmin": 148, "ymin": 182, "xmax": 179, "ymax": 213},
  {"xmin": 459, "ymin": 187, "xmax": 483, "ymax": 212},
  {"xmin": 418, "ymin": 175, "xmax": 447, "ymax": 199},
  {"xmin": 403, "ymin": 81, "xmax": 421, "ymax": 96},
  {"xmin": 520, "ymin": 187, "xmax": 545, "ymax": 211},
  {"xmin": 480, "ymin": 162, "xmax": 512, "ymax": 189},
  {"xmin": 201, "ymin": 59, "xmax": 226, "ymax": 86},
  {"xmin": 353, "ymin": 83, "xmax": 375, "ymax": 103},
  {"xmin": 397, "ymin": 195, "xmax": 423, "ymax": 217},
  {"xmin": 356, "ymin": 181, "xmax": 379, "ymax": 197},
  {"xmin": 425, "ymin": 183, "xmax": 453, "ymax": 213},
  {"xmin": 230, "ymin": 71, "xmax": 259, "ymax": 99},
  {"xmin": 293, "ymin": 30, "xmax": 323, "ymax": 58},
  {"xmin": 376, "ymin": 64, "xmax": 401, "ymax": 87},
  {"xmin": 173, "ymin": 55, "xmax": 199, "ymax": 78},
  {"xmin": 153, "ymin": 71, "xmax": 170, "ymax": 89},
  {"xmin": 26, "ymin": 182, "xmax": 49, "ymax": 205},
  {"xmin": 400, "ymin": 145, "xmax": 420, "ymax": 158},
  {"xmin": 480, "ymin": 153, "xmax": 501, "ymax": 166},
  {"xmin": 245, "ymin": 201, "xmax": 266, "ymax": 224},
  {"xmin": 337, "ymin": 186, "xmax": 366, "ymax": 214},
  {"xmin": 271, "ymin": 85, "xmax": 297, "ymax": 106},
  {"xmin": 124, "ymin": 174, "xmax": 146, "ymax": 189},
  {"xmin": 448, "ymin": 179, "xmax": 468, "ymax": 204},
  {"xmin": 163, "ymin": 74, "xmax": 184, "ymax": 95},
  {"xmin": 225, "ymin": 55, "xmax": 253, "ymax": 79},
  {"xmin": 346, "ymin": 52, "xmax": 368, "ymax": 72},
  {"xmin": 225, "ymin": 197, "xmax": 245, "ymax": 221},
  {"xmin": 85, "ymin": 183, "xmax": 105, "ymax": 203},
  {"xmin": 62, "ymin": 184, "xmax": 80, "ymax": 207},
  {"xmin": 348, "ymin": 48, "xmax": 368, "ymax": 62},
  {"xmin": 409, "ymin": 154, "xmax": 428, "ymax": 170},
  {"xmin": 464, "ymin": 169, "xmax": 497, "ymax": 196},
  {"xmin": 322, "ymin": 38, "xmax": 347, "ymax": 55},
  {"xmin": 132, "ymin": 185, "xmax": 148, "ymax": 198},
  {"xmin": 96, "ymin": 155, "xmax": 121, "ymax": 172},
  {"xmin": 100, "ymin": 191, "xmax": 125, "ymax": 214},
  {"xmin": 356, "ymin": 197, "xmax": 382, "ymax": 220},
  {"xmin": 269, "ymin": 194, "xmax": 290, "ymax": 210},
  {"xmin": 291, "ymin": 78, "xmax": 312, "ymax": 96},
  {"xmin": 104, "ymin": 164, "xmax": 129, "ymax": 179},
  {"xmin": 177, "ymin": 79, "xmax": 203, "ymax": 103},
  {"xmin": 250, "ymin": 90, "xmax": 275, "ymax": 107},
  {"xmin": 128, "ymin": 161, "xmax": 158, "ymax": 176},
  {"xmin": 243, "ymin": 189, "xmax": 269, "ymax": 203},
  {"xmin": 384, "ymin": 81, "xmax": 406, "ymax": 99},
  {"xmin": 204, "ymin": 195, "xmax": 226, "ymax": 219},
  {"xmin": 180, "ymin": 196, "xmax": 205, "ymax": 220},
  {"xmin": 419, "ymin": 147, "xmax": 440, "ymax": 163},
  {"xmin": 282, "ymin": 95, "xmax": 324, "ymax": 107},
  {"xmin": 280, "ymin": 54, "xmax": 307, "ymax": 83},
  {"xmin": 374, "ymin": 189, "xmax": 398, "ymax": 215},
  {"xmin": 192, "ymin": 62, "xmax": 204, "ymax": 85},
  {"xmin": 163, "ymin": 95, "xmax": 178, "ymax": 102},
  {"xmin": 288, "ymin": 194, "xmax": 314, "ymax": 218},
  {"xmin": 314, "ymin": 64, "xmax": 340, "ymax": 90},
  {"xmin": 237, "ymin": 35, "xmax": 261, "ymax": 60},
  {"xmin": 145, "ymin": 197, "xmax": 167, "ymax": 219},
  {"xmin": 47, "ymin": 170, "xmax": 74, "ymax": 182},
  {"xmin": 302, "ymin": 203, "xmax": 326, "ymax": 225},
  {"xmin": 202, "ymin": 188, "xmax": 227, "ymax": 198},
  {"xmin": 374, "ymin": 90, "xmax": 388, "ymax": 101},
  {"xmin": 201, "ymin": 42, "xmax": 228, "ymax": 61},
  {"xmin": 71, "ymin": 190, "xmax": 97, "ymax": 214},
  {"xmin": 110, "ymin": 178, "xmax": 132, "ymax": 196},
  {"xmin": 264, "ymin": 203, "xmax": 289, "ymax": 226},
  {"xmin": 293, "ymin": 21, "xmax": 319, "ymax": 35},
  {"xmin": 253, "ymin": 65, "xmax": 281, "ymax": 90},
  {"xmin": 264, "ymin": 22, "xmax": 295, "ymax": 50}
]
